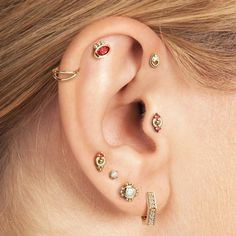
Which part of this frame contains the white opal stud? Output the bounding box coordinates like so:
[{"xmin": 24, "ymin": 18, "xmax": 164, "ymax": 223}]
[
  {"xmin": 120, "ymin": 183, "xmax": 138, "ymax": 202},
  {"xmin": 149, "ymin": 53, "xmax": 160, "ymax": 68},
  {"xmin": 109, "ymin": 170, "xmax": 119, "ymax": 180}
]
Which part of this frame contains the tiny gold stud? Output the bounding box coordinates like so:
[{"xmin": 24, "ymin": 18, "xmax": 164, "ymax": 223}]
[
  {"xmin": 95, "ymin": 152, "xmax": 106, "ymax": 172},
  {"xmin": 149, "ymin": 53, "xmax": 160, "ymax": 68}
]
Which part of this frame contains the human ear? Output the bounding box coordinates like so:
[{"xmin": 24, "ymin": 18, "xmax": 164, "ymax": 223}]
[{"xmin": 57, "ymin": 16, "xmax": 171, "ymax": 217}]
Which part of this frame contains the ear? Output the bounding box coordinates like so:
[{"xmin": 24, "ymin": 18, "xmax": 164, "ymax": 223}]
[{"xmin": 57, "ymin": 17, "xmax": 171, "ymax": 216}]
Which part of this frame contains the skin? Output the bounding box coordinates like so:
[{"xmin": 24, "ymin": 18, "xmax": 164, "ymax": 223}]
[{"xmin": 9, "ymin": 17, "xmax": 236, "ymax": 235}]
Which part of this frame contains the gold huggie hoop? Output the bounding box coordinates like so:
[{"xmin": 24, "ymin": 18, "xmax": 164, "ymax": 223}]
[
  {"xmin": 52, "ymin": 67, "xmax": 79, "ymax": 81},
  {"xmin": 142, "ymin": 192, "xmax": 157, "ymax": 225}
]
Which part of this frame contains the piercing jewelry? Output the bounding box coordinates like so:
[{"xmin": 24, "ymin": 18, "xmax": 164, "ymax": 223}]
[
  {"xmin": 109, "ymin": 170, "xmax": 119, "ymax": 180},
  {"xmin": 52, "ymin": 67, "xmax": 79, "ymax": 81},
  {"xmin": 93, "ymin": 41, "xmax": 111, "ymax": 59},
  {"xmin": 149, "ymin": 53, "xmax": 160, "ymax": 68},
  {"xmin": 152, "ymin": 113, "xmax": 163, "ymax": 133},
  {"xmin": 120, "ymin": 183, "xmax": 138, "ymax": 201},
  {"xmin": 95, "ymin": 152, "xmax": 106, "ymax": 172},
  {"xmin": 142, "ymin": 192, "xmax": 157, "ymax": 225}
]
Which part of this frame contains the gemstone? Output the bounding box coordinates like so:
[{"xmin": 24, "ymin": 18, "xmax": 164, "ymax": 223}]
[
  {"xmin": 109, "ymin": 170, "xmax": 118, "ymax": 180},
  {"xmin": 97, "ymin": 46, "xmax": 110, "ymax": 56},
  {"xmin": 120, "ymin": 183, "xmax": 138, "ymax": 201},
  {"xmin": 94, "ymin": 41, "xmax": 111, "ymax": 58},
  {"xmin": 125, "ymin": 186, "xmax": 136, "ymax": 198}
]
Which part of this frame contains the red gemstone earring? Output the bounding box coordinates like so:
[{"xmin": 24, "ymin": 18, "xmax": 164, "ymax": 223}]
[
  {"xmin": 93, "ymin": 41, "xmax": 111, "ymax": 59},
  {"xmin": 152, "ymin": 113, "xmax": 163, "ymax": 133}
]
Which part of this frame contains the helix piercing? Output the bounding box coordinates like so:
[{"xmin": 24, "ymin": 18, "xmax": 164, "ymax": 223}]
[
  {"xmin": 149, "ymin": 53, "xmax": 160, "ymax": 68},
  {"xmin": 152, "ymin": 113, "xmax": 163, "ymax": 132},
  {"xmin": 52, "ymin": 67, "xmax": 79, "ymax": 81},
  {"xmin": 93, "ymin": 41, "xmax": 111, "ymax": 59},
  {"xmin": 94, "ymin": 152, "xmax": 106, "ymax": 172},
  {"xmin": 120, "ymin": 182, "xmax": 138, "ymax": 202},
  {"xmin": 142, "ymin": 192, "xmax": 157, "ymax": 225}
]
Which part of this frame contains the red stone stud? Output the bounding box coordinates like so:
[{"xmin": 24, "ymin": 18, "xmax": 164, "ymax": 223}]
[
  {"xmin": 93, "ymin": 41, "xmax": 110, "ymax": 59},
  {"xmin": 152, "ymin": 113, "xmax": 163, "ymax": 133}
]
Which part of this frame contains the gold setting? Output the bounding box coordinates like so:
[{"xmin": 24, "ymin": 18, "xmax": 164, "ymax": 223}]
[
  {"xmin": 149, "ymin": 53, "xmax": 160, "ymax": 68},
  {"xmin": 52, "ymin": 67, "xmax": 79, "ymax": 81},
  {"xmin": 142, "ymin": 192, "xmax": 157, "ymax": 225},
  {"xmin": 120, "ymin": 183, "xmax": 138, "ymax": 202},
  {"xmin": 95, "ymin": 152, "xmax": 106, "ymax": 172},
  {"xmin": 93, "ymin": 41, "xmax": 110, "ymax": 59},
  {"xmin": 152, "ymin": 113, "xmax": 163, "ymax": 132}
]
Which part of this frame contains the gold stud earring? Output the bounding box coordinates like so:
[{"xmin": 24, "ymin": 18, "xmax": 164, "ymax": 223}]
[
  {"xmin": 93, "ymin": 41, "xmax": 111, "ymax": 59},
  {"xmin": 120, "ymin": 183, "xmax": 138, "ymax": 201},
  {"xmin": 142, "ymin": 192, "xmax": 157, "ymax": 225},
  {"xmin": 94, "ymin": 152, "xmax": 106, "ymax": 172},
  {"xmin": 152, "ymin": 113, "xmax": 163, "ymax": 132},
  {"xmin": 149, "ymin": 53, "xmax": 160, "ymax": 68}
]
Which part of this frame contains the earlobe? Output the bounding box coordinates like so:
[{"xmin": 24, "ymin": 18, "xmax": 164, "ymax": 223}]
[{"xmin": 56, "ymin": 16, "xmax": 171, "ymax": 222}]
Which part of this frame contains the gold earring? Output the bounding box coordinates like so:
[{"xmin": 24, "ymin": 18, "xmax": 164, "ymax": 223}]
[
  {"xmin": 149, "ymin": 53, "xmax": 160, "ymax": 68},
  {"xmin": 142, "ymin": 192, "xmax": 157, "ymax": 225},
  {"xmin": 120, "ymin": 183, "xmax": 138, "ymax": 201},
  {"xmin": 52, "ymin": 67, "xmax": 79, "ymax": 81},
  {"xmin": 152, "ymin": 113, "xmax": 163, "ymax": 132},
  {"xmin": 94, "ymin": 152, "xmax": 106, "ymax": 172},
  {"xmin": 93, "ymin": 41, "xmax": 111, "ymax": 59}
]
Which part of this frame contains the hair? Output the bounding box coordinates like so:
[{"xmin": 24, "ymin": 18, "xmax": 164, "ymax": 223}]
[{"xmin": 0, "ymin": 0, "xmax": 236, "ymax": 234}]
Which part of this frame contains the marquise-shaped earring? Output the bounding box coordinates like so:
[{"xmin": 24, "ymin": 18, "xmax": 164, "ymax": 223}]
[{"xmin": 93, "ymin": 41, "xmax": 111, "ymax": 59}]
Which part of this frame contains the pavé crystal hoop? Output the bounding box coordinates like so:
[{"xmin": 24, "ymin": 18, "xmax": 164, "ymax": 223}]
[
  {"xmin": 142, "ymin": 192, "xmax": 157, "ymax": 225},
  {"xmin": 149, "ymin": 53, "xmax": 160, "ymax": 68},
  {"xmin": 52, "ymin": 67, "xmax": 79, "ymax": 81},
  {"xmin": 120, "ymin": 183, "xmax": 138, "ymax": 201},
  {"xmin": 93, "ymin": 41, "xmax": 111, "ymax": 59},
  {"xmin": 95, "ymin": 152, "xmax": 106, "ymax": 172},
  {"xmin": 152, "ymin": 113, "xmax": 163, "ymax": 133}
]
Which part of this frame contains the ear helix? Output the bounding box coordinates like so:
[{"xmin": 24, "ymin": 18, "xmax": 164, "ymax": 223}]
[{"xmin": 52, "ymin": 40, "xmax": 163, "ymax": 225}]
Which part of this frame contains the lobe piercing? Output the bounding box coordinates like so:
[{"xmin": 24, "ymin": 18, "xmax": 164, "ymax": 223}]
[
  {"xmin": 149, "ymin": 53, "xmax": 160, "ymax": 68},
  {"xmin": 95, "ymin": 152, "xmax": 106, "ymax": 172},
  {"xmin": 109, "ymin": 170, "xmax": 119, "ymax": 180},
  {"xmin": 120, "ymin": 183, "xmax": 138, "ymax": 202},
  {"xmin": 93, "ymin": 41, "xmax": 111, "ymax": 59},
  {"xmin": 152, "ymin": 113, "xmax": 163, "ymax": 133},
  {"xmin": 52, "ymin": 67, "xmax": 79, "ymax": 81},
  {"xmin": 142, "ymin": 192, "xmax": 157, "ymax": 225}
]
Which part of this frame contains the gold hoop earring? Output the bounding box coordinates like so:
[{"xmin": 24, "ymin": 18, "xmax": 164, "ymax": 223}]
[
  {"xmin": 52, "ymin": 67, "xmax": 79, "ymax": 81},
  {"xmin": 142, "ymin": 192, "xmax": 157, "ymax": 225}
]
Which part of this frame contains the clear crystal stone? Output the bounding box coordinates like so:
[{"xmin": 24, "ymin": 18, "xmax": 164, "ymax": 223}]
[{"xmin": 125, "ymin": 186, "xmax": 136, "ymax": 198}]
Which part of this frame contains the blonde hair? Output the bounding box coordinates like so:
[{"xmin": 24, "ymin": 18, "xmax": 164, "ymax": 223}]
[{"xmin": 0, "ymin": 0, "xmax": 236, "ymax": 234}]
